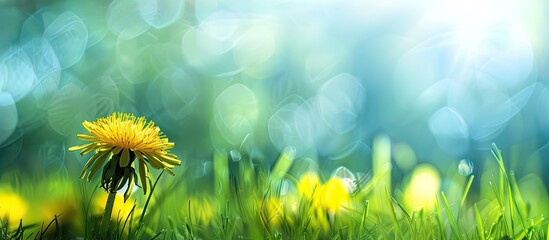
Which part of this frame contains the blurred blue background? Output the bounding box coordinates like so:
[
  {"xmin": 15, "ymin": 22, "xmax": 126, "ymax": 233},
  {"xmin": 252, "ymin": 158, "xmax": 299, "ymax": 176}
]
[{"xmin": 0, "ymin": 0, "xmax": 548, "ymax": 183}]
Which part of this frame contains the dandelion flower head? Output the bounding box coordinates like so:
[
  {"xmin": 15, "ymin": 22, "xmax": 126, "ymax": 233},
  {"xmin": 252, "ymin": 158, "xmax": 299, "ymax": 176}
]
[{"xmin": 69, "ymin": 112, "xmax": 181, "ymax": 197}]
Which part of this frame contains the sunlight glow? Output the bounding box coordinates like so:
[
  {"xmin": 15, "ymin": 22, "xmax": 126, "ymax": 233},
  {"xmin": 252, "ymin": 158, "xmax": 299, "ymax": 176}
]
[
  {"xmin": 403, "ymin": 164, "xmax": 441, "ymax": 211},
  {"xmin": 443, "ymin": 0, "xmax": 525, "ymax": 50}
]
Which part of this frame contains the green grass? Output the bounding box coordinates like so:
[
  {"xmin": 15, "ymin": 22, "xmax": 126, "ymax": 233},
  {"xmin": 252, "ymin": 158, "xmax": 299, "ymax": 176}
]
[{"xmin": 2, "ymin": 143, "xmax": 549, "ymax": 239}]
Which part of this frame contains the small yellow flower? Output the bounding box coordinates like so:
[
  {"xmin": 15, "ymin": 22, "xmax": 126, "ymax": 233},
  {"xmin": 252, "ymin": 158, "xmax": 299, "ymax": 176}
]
[
  {"xmin": 295, "ymin": 173, "xmax": 352, "ymax": 232},
  {"xmin": 187, "ymin": 197, "xmax": 216, "ymax": 226},
  {"xmin": 0, "ymin": 189, "xmax": 28, "ymax": 227},
  {"xmin": 318, "ymin": 177, "xmax": 350, "ymax": 214},
  {"xmin": 296, "ymin": 172, "xmax": 350, "ymax": 214},
  {"xmin": 39, "ymin": 200, "xmax": 80, "ymax": 231},
  {"xmin": 69, "ymin": 112, "xmax": 181, "ymax": 199},
  {"xmin": 259, "ymin": 197, "xmax": 284, "ymax": 229},
  {"xmin": 297, "ymin": 172, "xmax": 321, "ymax": 199}
]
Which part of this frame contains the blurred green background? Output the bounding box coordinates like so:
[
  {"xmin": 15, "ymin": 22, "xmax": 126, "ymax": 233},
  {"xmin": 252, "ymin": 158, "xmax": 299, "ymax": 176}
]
[{"xmin": 0, "ymin": 0, "xmax": 549, "ymax": 226}]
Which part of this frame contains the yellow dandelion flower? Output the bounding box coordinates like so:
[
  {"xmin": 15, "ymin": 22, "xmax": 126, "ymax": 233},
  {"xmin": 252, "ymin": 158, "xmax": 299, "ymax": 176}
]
[
  {"xmin": 297, "ymin": 172, "xmax": 321, "ymax": 199},
  {"xmin": 318, "ymin": 177, "xmax": 350, "ymax": 214},
  {"xmin": 0, "ymin": 189, "xmax": 28, "ymax": 227},
  {"xmin": 188, "ymin": 197, "xmax": 216, "ymax": 226},
  {"xmin": 69, "ymin": 112, "xmax": 181, "ymax": 199},
  {"xmin": 295, "ymin": 174, "xmax": 352, "ymax": 232},
  {"xmin": 39, "ymin": 199, "xmax": 81, "ymax": 232},
  {"xmin": 259, "ymin": 196, "xmax": 284, "ymax": 229}
]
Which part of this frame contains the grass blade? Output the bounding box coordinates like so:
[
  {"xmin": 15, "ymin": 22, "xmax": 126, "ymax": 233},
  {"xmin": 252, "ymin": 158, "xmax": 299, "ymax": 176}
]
[
  {"xmin": 458, "ymin": 175, "xmax": 474, "ymax": 221},
  {"xmin": 546, "ymin": 221, "xmax": 549, "ymax": 240},
  {"xmin": 434, "ymin": 195, "xmax": 446, "ymax": 240},
  {"xmin": 270, "ymin": 146, "xmax": 296, "ymax": 183},
  {"xmin": 441, "ymin": 192, "xmax": 463, "ymax": 240},
  {"xmin": 359, "ymin": 200, "xmax": 369, "ymax": 234},
  {"xmin": 385, "ymin": 188, "xmax": 401, "ymax": 238},
  {"xmin": 474, "ymin": 204, "xmax": 485, "ymax": 240},
  {"xmin": 460, "ymin": 175, "xmax": 474, "ymax": 210},
  {"xmin": 139, "ymin": 171, "xmax": 164, "ymax": 225}
]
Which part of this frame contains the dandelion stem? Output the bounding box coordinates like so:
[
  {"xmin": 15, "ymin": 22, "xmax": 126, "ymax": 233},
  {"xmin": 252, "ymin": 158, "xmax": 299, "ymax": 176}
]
[{"xmin": 100, "ymin": 191, "xmax": 116, "ymax": 237}]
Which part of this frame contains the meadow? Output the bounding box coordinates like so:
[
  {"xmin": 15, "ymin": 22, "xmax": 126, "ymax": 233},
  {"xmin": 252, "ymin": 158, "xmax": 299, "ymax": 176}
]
[
  {"xmin": 2, "ymin": 141, "xmax": 549, "ymax": 239},
  {"xmin": 1, "ymin": 0, "xmax": 549, "ymax": 239}
]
